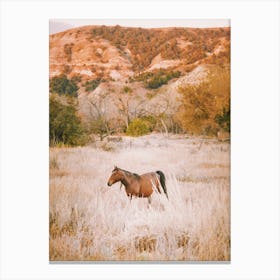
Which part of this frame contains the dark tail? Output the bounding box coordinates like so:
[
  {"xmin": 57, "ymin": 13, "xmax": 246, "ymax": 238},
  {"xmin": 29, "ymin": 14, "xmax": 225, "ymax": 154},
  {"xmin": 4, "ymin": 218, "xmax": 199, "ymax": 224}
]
[{"xmin": 156, "ymin": 171, "xmax": 168, "ymax": 199}]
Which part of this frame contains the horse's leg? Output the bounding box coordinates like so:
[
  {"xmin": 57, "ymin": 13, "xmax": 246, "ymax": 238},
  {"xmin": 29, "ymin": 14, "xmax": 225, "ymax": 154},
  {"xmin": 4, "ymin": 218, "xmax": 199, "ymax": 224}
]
[
  {"xmin": 126, "ymin": 193, "xmax": 132, "ymax": 202},
  {"xmin": 146, "ymin": 196, "xmax": 152, "ymax": 209}
]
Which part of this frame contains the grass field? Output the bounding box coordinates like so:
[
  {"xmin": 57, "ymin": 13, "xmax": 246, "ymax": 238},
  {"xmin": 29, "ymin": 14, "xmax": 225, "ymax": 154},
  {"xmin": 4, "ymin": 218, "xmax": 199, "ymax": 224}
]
[{"xmin": 49, "ymin": 134, "xmax": 230, "ymax": 261}]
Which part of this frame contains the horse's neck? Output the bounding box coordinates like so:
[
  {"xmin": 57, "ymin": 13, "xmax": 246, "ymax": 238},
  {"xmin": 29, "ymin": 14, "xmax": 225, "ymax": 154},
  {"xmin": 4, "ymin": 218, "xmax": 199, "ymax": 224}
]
[
  {"xmin": 121, "ymin": 172, "xmax": 137, "ymax": 188},
  {"xmin": 120, "ymin": 177, "xmax": 129, "ymax": 187},
  {"xmin": 121, "ymin": 176, "xmax": 132, "ymax": 187}
]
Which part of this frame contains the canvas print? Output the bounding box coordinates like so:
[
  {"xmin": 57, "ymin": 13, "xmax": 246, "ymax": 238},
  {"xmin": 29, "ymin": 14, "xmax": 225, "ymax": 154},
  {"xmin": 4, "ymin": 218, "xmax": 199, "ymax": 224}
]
[{"xmin": 49, "ymin": 19, "xmax": 230, "ymax": 261}]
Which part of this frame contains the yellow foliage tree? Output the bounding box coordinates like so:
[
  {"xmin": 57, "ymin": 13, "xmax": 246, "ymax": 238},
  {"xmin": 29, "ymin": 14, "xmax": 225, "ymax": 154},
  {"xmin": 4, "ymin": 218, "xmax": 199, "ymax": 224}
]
[{"xmin": 177, "ymin": 65, "xmax": 230, "ymax": 135}]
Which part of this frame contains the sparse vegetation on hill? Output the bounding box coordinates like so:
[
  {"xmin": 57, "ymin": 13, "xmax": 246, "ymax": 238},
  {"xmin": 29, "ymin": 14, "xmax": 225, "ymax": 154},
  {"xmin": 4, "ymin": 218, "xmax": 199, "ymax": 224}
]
[
  {"xmin": 49, "ymin": 75, "xmax": 79, "ymax": 97},
  {"xmin": 64, "ymin": 43, "xmax": 74, "ymax": 62},
  {"xmin": 82, "ymin": 78, "xmax": 103, "ymax": 92},
  {"xmin": 89, "ymin": 25, "xmax": 230, "ymax": 71},
  {"xmin": 50, "ymin": 25, "xmax": 230, "ymax": 82},
  {"xmin": 49, "ymin": 24, "xmax": 230, "ymax": 143},
  {"xmin": 134, "ymin": 68, "xmax": 181, "ymax": 89}
]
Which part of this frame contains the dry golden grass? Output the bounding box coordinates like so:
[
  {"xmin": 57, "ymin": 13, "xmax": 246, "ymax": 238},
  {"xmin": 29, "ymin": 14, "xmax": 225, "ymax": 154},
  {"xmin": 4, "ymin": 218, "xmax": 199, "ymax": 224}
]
[{"xmin": 49, "ymin": 134, "xmax": 230, "ymax": 261}]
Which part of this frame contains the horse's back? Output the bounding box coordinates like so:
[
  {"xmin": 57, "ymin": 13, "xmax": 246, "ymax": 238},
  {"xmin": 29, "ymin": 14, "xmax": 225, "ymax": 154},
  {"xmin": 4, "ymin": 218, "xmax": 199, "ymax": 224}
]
[
  {"xmin": 140, "ymin": 172, "xmax": 159, "ymax": 183},
  {"xmin": 141, "ymin": 172, "xmax": 157, "ymax": 177},
  {"xmin": 139, "ymin": 172, "xmax": 160, "ymax": 197}
]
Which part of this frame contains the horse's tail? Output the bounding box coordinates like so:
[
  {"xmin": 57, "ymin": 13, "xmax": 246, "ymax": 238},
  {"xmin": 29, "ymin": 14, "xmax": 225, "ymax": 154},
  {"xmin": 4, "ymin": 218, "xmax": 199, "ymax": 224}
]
[{"xmin": 156, "ymin": 171, "xmax": 168, "ymax": 199}]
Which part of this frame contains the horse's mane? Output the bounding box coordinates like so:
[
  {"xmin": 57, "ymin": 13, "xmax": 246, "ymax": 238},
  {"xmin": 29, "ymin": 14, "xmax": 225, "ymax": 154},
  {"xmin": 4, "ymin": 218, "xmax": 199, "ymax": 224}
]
[
  {"xmin": 132, "ymin": 173, "xmax": 141, "ymax": 179},
  {"xmin": 120, "ymin": 168, "xmax": 140, "ymax": 179}
]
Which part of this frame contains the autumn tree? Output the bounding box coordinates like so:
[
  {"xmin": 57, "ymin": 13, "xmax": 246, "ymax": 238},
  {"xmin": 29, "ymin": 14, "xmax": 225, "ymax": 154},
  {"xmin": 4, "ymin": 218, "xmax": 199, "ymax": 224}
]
[{"xmin": 177, "ymin": 65, "xmax": 230, "ymax": 135}]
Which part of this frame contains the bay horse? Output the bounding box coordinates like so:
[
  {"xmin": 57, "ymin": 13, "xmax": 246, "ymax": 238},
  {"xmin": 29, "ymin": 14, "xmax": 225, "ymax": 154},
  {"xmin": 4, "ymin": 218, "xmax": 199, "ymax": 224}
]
[{"xmin": 107, "ymin": 166, "xmax": 168, "ymax": 203}]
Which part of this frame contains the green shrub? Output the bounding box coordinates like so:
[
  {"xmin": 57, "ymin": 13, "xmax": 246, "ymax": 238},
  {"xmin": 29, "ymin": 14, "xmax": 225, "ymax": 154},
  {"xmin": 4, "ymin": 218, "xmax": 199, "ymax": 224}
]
[
  {"xmin": 49, "ymin": 75, "xmax": 79, "ymax": 97},
  {"xmin": 49, "ymin": 95, "xmax": 88, "ymax": 146},
  {"xmin": 126, "ymin": 116, "xmax": 156, "ymax": 137},
  {"xmin": 83, "ymin": 79, "xmax": 102, "ymax": 92},
  {"xmin": 123, "ymin": 86, "xmax": 132, "ymax": 93},
  {"xmin": 126, "ymin": 118, "xmax": 150, "ymax": 137},
  {"xmin": 141, "ymin": 115, "xmax": 157, "ymax": 130},
  {"xmin": 215, "ymin": 106, "xmax": 230, "ymax": 132},
  {"xmin": 135, "ymin": 69, "xmax": 181, "ymax": 89},
  {"xmin": 71, "ymin": 75, "xmax": 82, "ymax": 83}
]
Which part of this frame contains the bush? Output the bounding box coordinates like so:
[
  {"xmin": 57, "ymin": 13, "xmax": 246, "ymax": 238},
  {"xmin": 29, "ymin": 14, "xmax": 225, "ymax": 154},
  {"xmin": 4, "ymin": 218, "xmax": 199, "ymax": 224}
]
[
  {"xmin": 135, "ymin": 69, "xmax": 181, "ymax": 89},
  {"xmin": 49, "ymin": 95, "xmax": 88, "ymax": 146},
  {"xmin": 49, "ymin": 75, "xmax": 79, "ymax": 97},
  {"xmin": 215, "ymin": 106, "xmax": 230, "ymax": 132},
  {"xmin": 123, "ymin": 86, "xmax": 132, "ymax": 93},
  {"xmin": 83, "ymin": 79, "xmax": 102, "ymax": 92},
  {"xmin": 141, "ymin": 115, "xmax": 157, "ymax": 130},
  {"xmin": 126, "ymin": 118, "xmax": 152, "ymax": 137}
]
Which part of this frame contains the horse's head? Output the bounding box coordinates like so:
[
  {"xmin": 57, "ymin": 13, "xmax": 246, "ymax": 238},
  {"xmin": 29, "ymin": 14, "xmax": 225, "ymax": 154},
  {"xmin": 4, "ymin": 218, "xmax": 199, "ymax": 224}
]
[{"xmin": 107, "ymin": 166, "xmax": 123, "ymax": 186}]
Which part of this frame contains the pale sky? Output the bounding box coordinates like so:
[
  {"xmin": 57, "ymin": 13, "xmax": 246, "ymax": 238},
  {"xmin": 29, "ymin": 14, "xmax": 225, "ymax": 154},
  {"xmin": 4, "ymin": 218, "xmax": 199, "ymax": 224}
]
[{"xmin": 49, "ymin": 19, "xmax": 230, "ymax": 34}]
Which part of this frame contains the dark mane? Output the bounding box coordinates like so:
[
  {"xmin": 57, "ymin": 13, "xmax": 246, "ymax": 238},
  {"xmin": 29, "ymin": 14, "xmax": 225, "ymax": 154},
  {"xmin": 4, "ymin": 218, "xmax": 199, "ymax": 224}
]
[
  {"xmin": 133, "ymin": 173, "xmax": 141, "ymax": 179},
  {"xmin": 120, "ymin": 168, "xmax": 140, "ymax": 179}
]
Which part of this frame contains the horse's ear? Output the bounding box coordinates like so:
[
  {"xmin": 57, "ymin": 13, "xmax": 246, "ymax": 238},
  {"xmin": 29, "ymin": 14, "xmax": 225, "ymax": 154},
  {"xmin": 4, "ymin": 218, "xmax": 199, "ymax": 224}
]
[{"xmin": 114, "ymin": 165, "xmax": 118, "ymax": 170}]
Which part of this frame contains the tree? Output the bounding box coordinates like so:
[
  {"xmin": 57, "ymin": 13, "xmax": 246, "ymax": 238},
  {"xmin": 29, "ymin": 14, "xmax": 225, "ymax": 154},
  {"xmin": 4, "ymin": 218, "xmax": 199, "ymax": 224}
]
[
  {"xmin": 49, "ymin": 95, "xmax": 87, "ymax": 146},
  {"xmin": 114, "ymin": 87, "xmax": 136, "ymax": 129},
  {"xmin": 177, "ymin": 65, "xmax": 230, "ymax": 135},
  {"xmin": 87, "ymin": 93, "xmax": 113, "ymax": 140}
]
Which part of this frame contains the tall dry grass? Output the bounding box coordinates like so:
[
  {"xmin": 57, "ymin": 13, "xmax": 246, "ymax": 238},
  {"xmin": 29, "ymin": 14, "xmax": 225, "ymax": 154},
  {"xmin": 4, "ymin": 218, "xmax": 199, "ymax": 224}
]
[{"xmin": 49, "ymin": 134, "xmax": 230, "ymax": 261}]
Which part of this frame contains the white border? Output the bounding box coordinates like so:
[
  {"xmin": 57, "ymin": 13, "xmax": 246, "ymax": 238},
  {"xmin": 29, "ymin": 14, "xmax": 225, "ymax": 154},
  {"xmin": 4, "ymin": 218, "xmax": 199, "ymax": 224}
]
[{"xmin": 1, "ymin": 0, "xmax": 279, "ymax": 279}]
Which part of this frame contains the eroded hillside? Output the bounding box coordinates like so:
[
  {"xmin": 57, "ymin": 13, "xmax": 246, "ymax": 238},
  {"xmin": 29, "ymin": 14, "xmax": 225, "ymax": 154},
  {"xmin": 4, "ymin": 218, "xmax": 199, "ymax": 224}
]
[
  {"xmin": 50, "ymin": 25, "xmax": 230, "ymax": 81},
  {"xmin": 49, "ymin": 25, "xmax": 230, "ymax": 143}
]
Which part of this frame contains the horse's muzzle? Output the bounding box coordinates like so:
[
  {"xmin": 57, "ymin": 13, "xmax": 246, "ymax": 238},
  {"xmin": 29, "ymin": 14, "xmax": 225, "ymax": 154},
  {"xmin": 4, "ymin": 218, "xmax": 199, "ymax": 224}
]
[{"xmin": 107, "ymin": 182, "xmax": 112, "ymax": 186}]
